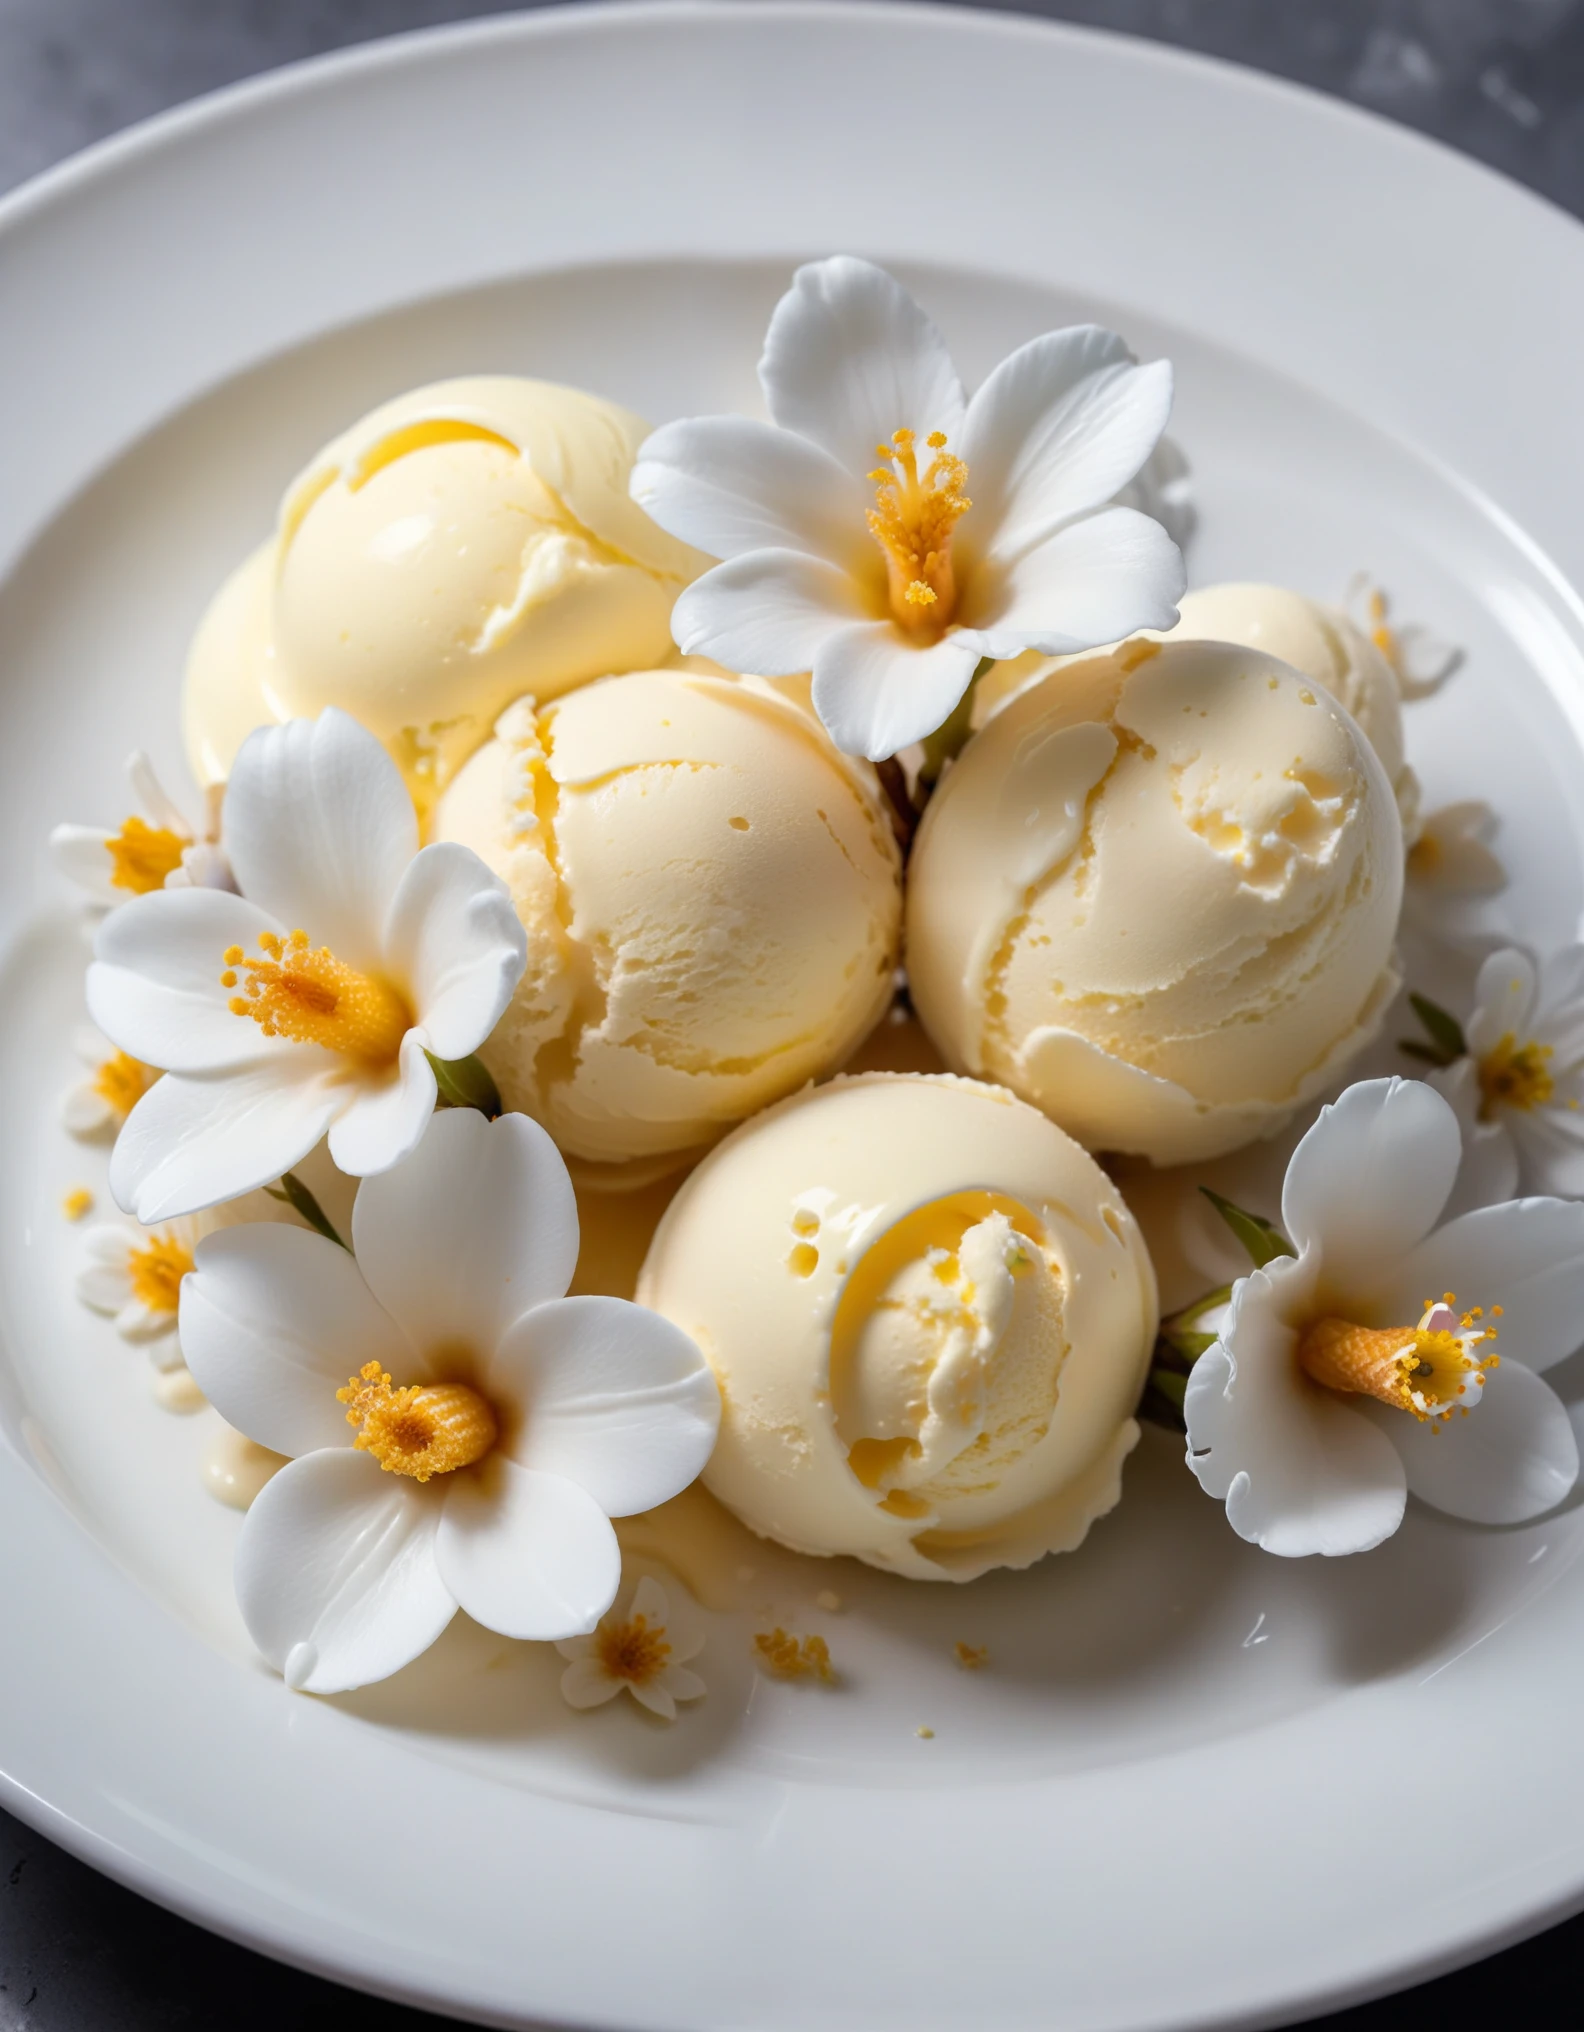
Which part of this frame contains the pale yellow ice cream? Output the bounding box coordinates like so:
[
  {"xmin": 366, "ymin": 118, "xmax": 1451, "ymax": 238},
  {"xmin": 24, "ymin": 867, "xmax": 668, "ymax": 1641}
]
[
  {"xmin": 907, "ymin": 638, "xmax": 1403, "ymax": 1166},
  {"xmin": 435, "ymin": 670, "xmax": 902, "ymax": 1177},
  {"xmin": 184, "ymin": 377, "xmax": 704, "ymax": 810},
  {"xmin": 637, "ymin": 1072, "xmax": 1157, "ymax": 1581},
  {"xmin": 1166, "ymin": 582, "xmax": 1418, "ymax": 833}
]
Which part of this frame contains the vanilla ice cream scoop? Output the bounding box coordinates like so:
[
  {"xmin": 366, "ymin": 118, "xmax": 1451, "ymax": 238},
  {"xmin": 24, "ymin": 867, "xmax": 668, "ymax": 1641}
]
[
  {"xmin": 184, "ymin": 377, "xmax": 704, "ymax": 810},
  {"xmin": 907, "ymin": 639, "xmax": 1403, "ymax": 1166},
  {"xmin": 435, "ymin": 670, "xmax": 902, "ymax": 1176},
  {"xmin": 1167, "ymin": 582, "xmax": 1417, "ymax": 833},
  {"xmin": 637, "ymin": 1072, "xmax": 1156, "ymax": 1580}
]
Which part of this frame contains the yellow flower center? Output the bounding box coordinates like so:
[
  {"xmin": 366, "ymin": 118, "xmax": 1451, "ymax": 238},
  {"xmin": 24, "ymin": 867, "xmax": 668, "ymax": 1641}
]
[
  {"xmin": 1297, "ymin": 1294, "xmax": 1500, "ymax": 1424},
  {"xmin": 128, "ymin": 1232, "xmax": 195, "ymax": 1314},
  {"xmin": 93, "ymin": 1049, "xmax": 158, "ymax": 1120},
  {"xmin": 336, "ymin": 1361, "xmax": 498, "ymax": 1481},
  {"xmin": 222, "ymin": 930, "xmax": 411, "ymax": 1067},
  {"xmin": 597, "ymin": 1613, "xmax": 673, "ymax": 1686},
  {"xmin": 1478, "ymin": 1032, "xmax": 1554, "ymax": 1116},
  {"xmin": 1366, "ymin": 587, "xmax": 1404, "ymax": 678},
  {"xmin": 867, "ymin": 427, "xmax": 970, "ymax": 634},
  {"xmin": 107, "ymin": 816, "xmax": 187, "ymax": 895}
]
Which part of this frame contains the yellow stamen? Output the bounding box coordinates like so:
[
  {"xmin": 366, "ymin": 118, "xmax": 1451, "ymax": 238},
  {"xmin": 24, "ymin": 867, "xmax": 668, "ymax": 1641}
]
[
  {"xmin": 336, "ymin": 1361, "xmax": 497, "ymax": 1481},
  {"xmin": 128, "ymin": 1232, "xmax": 195, "ymax": 1314},
  {"xmin": 597, "ymin": 1613, "xmax": 673, "ymax": 1686},
  {"xmin": 1367, "ymin": 587, "xmax": 1403, "ymax": 676},
  {"xmin": 106, "ymin": 816, "xmax": 186, "ymax": 895},
  {"xmin": 1298, "ymin": 1301, "xmax": 1498, "ymax": 1424},
  {"xmin": 223, "ymin": 930, "xmax": 410, "ymax": 1067},
  {"xmin": 867, "ymin": 426, "xmax": 970, "ymax": 634},
  {"xmin": 1478, "ymin": 1032, "xmax": 1554, "ymax": 1115},
  {"xmin": 93, "ymin": 1049, "xmax": 158, "ymax": 1120}
]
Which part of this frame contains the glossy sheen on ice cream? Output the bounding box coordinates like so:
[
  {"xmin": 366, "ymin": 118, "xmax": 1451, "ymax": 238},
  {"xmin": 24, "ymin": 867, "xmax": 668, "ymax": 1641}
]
[
  {"xmin": 435, "ymin": 671, "xmax": 902, "ymax": 1174},
  {"xmin": 907, "ymin": 639, "xmax": 1403, "ymax": 1165},
  {"xmin": 184, "ymin": 377, "xmax": 704, "ymax": 806},
  {"xmin": 637, "ymin": 1073, "xmax": 1157, "ymax": 1580},
  {"xmin": 1166, "ymin": 582, "xmax": 1417, "ymax": 832}
]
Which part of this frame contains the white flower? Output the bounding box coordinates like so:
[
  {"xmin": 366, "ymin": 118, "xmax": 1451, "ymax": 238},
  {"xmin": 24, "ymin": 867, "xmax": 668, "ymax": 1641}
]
[
  {"xmin": 1185, "ymin": 1078, "xmax": 1584, "ymax": 1556},
  {"xmin": 1430, "ymin": 946, "xmax": 1584, "ymax": 1199},
  {"xmin": 1346, "ymin": 575, "xmax": 1462, "ymax": 701},
  {"xmin": 85, "ymin": 709, "xmax": 526, "ymax": 1221},
  {"xmin": 1406, "ymin": 800, "xmax": 1505, "ymax": 899},
  {"xmin": 77, "ymin": 1219, "xmax": 199, "ymax": 1362},
  {"xmin": 61, "ymin": 1024, "xmax": 158, "ymax": 1137},
  {"xmin": 51, "ymin": 752, "xmax": 232, "ymax": 905},
  {"xmin": 631, "ymin": 256, "xmax": 1184, "ymax": 761},
  {"xmin": 556, "ymin": 1574, "xmax": 706, "ymax": 1721},
  {"xmin": 178, "ymin": 1109, "xmax": 721, "ymax": 1693}
]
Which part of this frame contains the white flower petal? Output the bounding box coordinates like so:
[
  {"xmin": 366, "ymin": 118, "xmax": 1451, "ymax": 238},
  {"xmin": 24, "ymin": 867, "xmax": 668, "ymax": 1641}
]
[
  {"xmin": 109, "ymin": 1057, "xmax": 344, "ymax": 1223},
  {"xmin": 659, "ymin": 1664, "xmax": 706, "ymax": 1704},
  {"xmin": 75, "ymin": 1237, "xmax": 132, "ymax": 1313},
  {"xmin": 1375, "ymin": 1197, "xmax": 1584, "ymax": 1375},
  {"xmin": 180, "ymin": 1224, "xmax": 398, "ymax": 1457},
  {"xmin": 495, "ymin": 1296, "xmax": 721, "ymax": 1515},
  {"xmin": 1507, "ymin": 1103, "xmax": 1584, "ymax": 1198},
  {"xmin": 223, "ymin": 710, "xmax": 417, "ymax": 973},
  {"xmin": 49, "ymin": 824, "xmax": 121, "ymax": 905},
  {"xmin": 380, "ymin": 842, "xmax": 525, "ymax": 1062},
  {"xmin": 1466, "ymin": 948, "xmax": 1538, "ymax": 1058},
  {"xmin": 1184, "ymin": 1266, "xmax": 1407, "ymax": 1556},
  {"xmin": 669, "ymin": 548, "xmax": 863, "ymax": 677},
  {"xmin": 632, "ymin": 416, "xmax": 866, "ymax": 566},
  {"xmin": 115, "ymin": 1296, "xmax": 179, "ymax": 1344},
  {"xmin": 61, "ymin": 1082, "xmax": 116, "ymax": 1135},
  {"xmin": 958, "ymin": 507, "xmax": 1184, "ymax": 661},
  {"xmin": 961, "ymin": 329, "xmax": 1173, "ymax": 557},
  {"xmin": 559, "ymin": 1656, "xmax": 623, "ymax": 1709},
  {"xmin": 87, "ymin": 888, "xmax": 289, "ymax": 1072},
  {"xmin": 126, "ymin": 752, "xmax": 191, "ymax": 834},
  {"xmin": 325, "ymin": 1031, "xmax": 435, "ymax": 1180},
  {"xmin": 810, "ymin": 623, "xmax": 981, "ymax": 761},
  {"xmin": 235, "ymin": 1449, "xmax": 454, "ymax": 1693},
  {"xmin": 1409, "ymin": 802, "xmax": 1504, "ymax": 895},
  {"xmin": 629, "ymin": 1678, "xmax": 678, "ymax": 1721},
  {"xmin": 758, "ymin": 256, "xmax": 966, "ymax": 476},
  {"xmin": 353, "ymin": 1109, "xmax": 578, "ymax": 1358},
  {"xmin": 1280, "ymin": 1078, "xmax": 1460, "ymax": 1279},
  {"xmin": 434, "ymin": 1457, "xmax": 620, "ymax": 1641},
  {"xmin": 1369, "ymin": 1361, "xmax": 1579, "ymax": 1523},
  {"xmin": 628, "ymin": 1574, "xmax": 672, "ymax": 1626}
]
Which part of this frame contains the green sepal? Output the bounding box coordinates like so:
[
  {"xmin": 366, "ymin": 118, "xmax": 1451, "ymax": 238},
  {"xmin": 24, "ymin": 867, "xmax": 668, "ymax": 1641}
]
[
  {"xmin": 917, "ymin": 656, "xmax": 994, "ymax": 786},
  {"xmin": 1200, "ymin": 1188, "xmax": 1293, "ymax": 1270},
  {"xmin": 265, "ymin": 1171, "xmax": 349, "ymax": 1251},
  {"xmin": 427, "ymin": 1051, "xmax": 503, "ymax": 1119},
  {"xmin": 1405, "ymin": 991, "xmax": 1467, "ymax": 1067}
]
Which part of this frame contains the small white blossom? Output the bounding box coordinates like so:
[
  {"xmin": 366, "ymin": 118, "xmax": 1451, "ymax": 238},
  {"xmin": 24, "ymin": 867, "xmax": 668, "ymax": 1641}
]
[
  {"xmin": 61, "ymin": 1024, "xmax": 158, "ymax": 1138},
  {"xmin": 1345, "ymin": 574, "xmax": 1462, "ymax": 701},
  {"xmin": 556, "ymin": 1575, "xmax": 706, "ymax": 1721},
  {"xmin": 51, "ymin": 753, "xmax": 232, "ymax": 905}
]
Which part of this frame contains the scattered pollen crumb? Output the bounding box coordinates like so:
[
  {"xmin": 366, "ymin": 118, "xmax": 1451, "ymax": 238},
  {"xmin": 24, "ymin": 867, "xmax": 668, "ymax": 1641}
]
[
  {"xmin": 815, "ymin": 1589, "xmax": 843, "ymax": 1613},
  {"xmin": 953, "ymin": 1642, "xmax": 989, "ymax": 1670},
  {"xmin": 61, "ymin": 1187, "xmax": 94, "ymax": 1221},
  {"xmin": 916, "ymin": 1725, "xmax": 935, "ymax": 1739},
  {"xmin": 754, "ymin": 1628, "xmax": 837, "ymax": 1683}
]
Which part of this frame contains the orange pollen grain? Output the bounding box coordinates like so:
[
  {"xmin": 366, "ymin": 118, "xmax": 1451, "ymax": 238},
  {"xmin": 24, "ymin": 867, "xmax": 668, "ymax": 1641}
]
[
  {"xmin": 223, "ymin": 929, "xmax": 410, "ymax": 1067},
  {"xmin": 866, "ymin": 425, "xmax": 970, "ymax": 634},
  {"xmin": 597, "ymin": 1614, "xmax": 672, "ymax": 1686},
  {"xmin": 106, "ymin": 817, "xmax": 186, "ymax": 895},
  {"xmin": 754, "ymin": 1628, "xmax": 837, "ymax": 1682},
  {"xmin": 336, "ymin": 1361, "xmax": 497, "ymax": 1481},
  {"xmin": 1297, "ymin": 1308, "xmax": 1498, "ymax": 1424},
  {"xmin": 128, "ymin": 1232, "xmax": 195, "ymax": 1314}
]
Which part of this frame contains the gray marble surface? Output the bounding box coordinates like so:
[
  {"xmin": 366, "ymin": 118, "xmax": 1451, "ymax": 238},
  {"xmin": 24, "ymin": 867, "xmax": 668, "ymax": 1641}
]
[{"xmin": 1, "ymin": 1, "xmax": 1582, "ymax": 2026}]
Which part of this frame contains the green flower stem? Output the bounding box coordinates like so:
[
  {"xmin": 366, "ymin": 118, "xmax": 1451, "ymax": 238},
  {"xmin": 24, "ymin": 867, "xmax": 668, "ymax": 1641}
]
[
  {"xmin": 265, "ymin": 1171, "xmax": 349, "ymax": 1251},
  {"xmin": 917, "ymin": 655, "xmax": 995, "ymax": 787}
]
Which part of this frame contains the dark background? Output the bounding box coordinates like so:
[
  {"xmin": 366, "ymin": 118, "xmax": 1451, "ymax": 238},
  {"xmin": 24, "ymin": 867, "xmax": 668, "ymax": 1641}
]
[{"xmin": 1, "ymin": 1, "xmax": 1580, "ymax": 2025}]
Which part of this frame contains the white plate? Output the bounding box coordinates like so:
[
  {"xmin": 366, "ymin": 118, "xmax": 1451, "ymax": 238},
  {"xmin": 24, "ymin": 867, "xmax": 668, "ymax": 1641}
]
[{"xmin": 5, "ymin": 5, "xmax": 1584, "ymax": 2027}]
